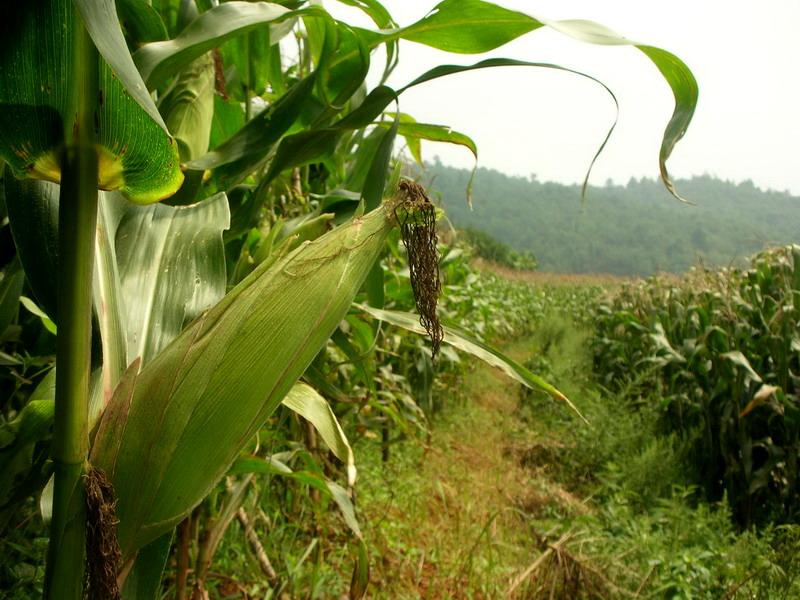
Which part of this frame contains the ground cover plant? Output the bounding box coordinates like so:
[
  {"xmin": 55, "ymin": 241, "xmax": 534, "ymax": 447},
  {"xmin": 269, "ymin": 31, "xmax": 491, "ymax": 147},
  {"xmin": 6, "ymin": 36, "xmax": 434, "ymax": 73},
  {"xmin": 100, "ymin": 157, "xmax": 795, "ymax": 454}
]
[{"xmin": 0, "ymin": 0, "xmax": 698, "ymax": 597}]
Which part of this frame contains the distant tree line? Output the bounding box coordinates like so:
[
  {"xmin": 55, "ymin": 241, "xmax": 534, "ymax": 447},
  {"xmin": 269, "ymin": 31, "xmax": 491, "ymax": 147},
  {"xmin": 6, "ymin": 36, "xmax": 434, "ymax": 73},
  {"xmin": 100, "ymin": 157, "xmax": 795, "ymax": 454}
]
[
  {"xmin": 425, "ymin": 160, "xmax": 800, "ymax": 275},
  {"xmin": 461, "ymin": 227, "xmax": 538, "ymax": 271}
]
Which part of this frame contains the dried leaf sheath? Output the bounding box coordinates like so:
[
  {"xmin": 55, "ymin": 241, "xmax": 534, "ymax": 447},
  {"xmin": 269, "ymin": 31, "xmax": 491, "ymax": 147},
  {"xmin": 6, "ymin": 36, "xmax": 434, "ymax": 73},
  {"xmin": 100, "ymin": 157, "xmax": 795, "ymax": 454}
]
[
  {"xmin": 395, "ymin": 180, "xmax": 444, "ymax": 357},
  {"xmin": 85, "ymin": 467, "xmax": 122, "ymax": 600}
]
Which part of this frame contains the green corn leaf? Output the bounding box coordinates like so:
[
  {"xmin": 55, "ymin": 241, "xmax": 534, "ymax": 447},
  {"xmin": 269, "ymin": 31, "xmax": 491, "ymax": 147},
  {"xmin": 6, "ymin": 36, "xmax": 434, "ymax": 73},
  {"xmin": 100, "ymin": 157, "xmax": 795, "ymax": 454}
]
[
  {"xmin": 282, "ymin": 383, "xmax": 357, "ymax": 485},
  {"xmin": 119, "ymin": 532, "xmax": 174, "ymax": 600},
  {"xmin": 91, "ymin": 201, "xmax": 396, "ymax": 558},
  {"xmin": 346, "ymin": 1, "xmax": 696, "ymax": 199},
  {"xmin": 266, "ymin": 60, "xmax": 618, "ymax": 198},
  {"xmin": 188, "ymin": 73, "xmax": 318, "ymax": 184},
  {"xmin": 393, "ymin": 122, "xmax": 477, "ymax": 163},
  {"xmin": 335, "ymin": 0, "xmax": 398, "ymax": 82},
  {"xmin": 0, "ymin": 258, "xmax": 25, "ymax": 337},
  {"xmin": 388, "ymin": 120, "xmax": 478, "ymax": 203},
  {"xmin": 395, "ymin": 0, "xmax": 540, "ymax": 53},
  {"xmin": 364, "ymin": 262, "xmax": 385, "ymax": 309},
  {"xmin": 19, "ymin": 296, "xmax": 57, "ymax": 335},
  {"xmin": 356, "ymin": 304, "xmax": 588, "ymax": 424},
  {"xmin": 74, "ymin": 0, "xmax": 169, "ymax": 130},
  {"xmin": 231, "ymin": 456, "xmax": 361, "ymax": 538},
  {"xmin": 0, "ymin": 1, "xmax": 183, "ymax": 203},
  {"xmin": 0, "ymin": 371, "xmax": 56, "ymax": 517},
  {"xmin": 92, "ymin": 191, "xmax": 230, "ymax": 421},
  {"xmin": 3, "ymin": 178, "xmax": 60, "ymax": 320},
  {"xmin": 361, "ymin": 114, "xmax": 398, "ymax": 212},
  {"xmin": 399, "ymin": 59, "xmax": 619, "ymax": 199},
  {"xmin": 540, "ymin": 19, "xmax": 698, "ymax": 202},
  {"xmin": 133, "ymin": 2, "xmax": 327, "ymax": 89},
  {"xmin": 116, "ymin": 0, "xmax": 169, "ymax": 46},
  {"xmin": 159, "ymin": 52, "xmax": 216, "ymax": 162}
]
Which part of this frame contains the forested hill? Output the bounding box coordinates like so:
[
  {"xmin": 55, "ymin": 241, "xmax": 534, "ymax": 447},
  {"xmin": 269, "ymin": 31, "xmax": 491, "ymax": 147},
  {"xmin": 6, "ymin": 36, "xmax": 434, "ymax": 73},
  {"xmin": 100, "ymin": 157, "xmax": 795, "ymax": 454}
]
[{"xmin": 427, "ymin": 161, "xmax": 800, "ymax": 275}]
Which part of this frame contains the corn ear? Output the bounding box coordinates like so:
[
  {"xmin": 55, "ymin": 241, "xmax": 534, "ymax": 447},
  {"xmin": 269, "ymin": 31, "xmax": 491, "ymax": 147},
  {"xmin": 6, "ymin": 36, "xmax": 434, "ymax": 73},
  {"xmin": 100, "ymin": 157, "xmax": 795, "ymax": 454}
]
[{"xmin": 90, "ymin": 202, "xmax": 397, "ymax": 560}]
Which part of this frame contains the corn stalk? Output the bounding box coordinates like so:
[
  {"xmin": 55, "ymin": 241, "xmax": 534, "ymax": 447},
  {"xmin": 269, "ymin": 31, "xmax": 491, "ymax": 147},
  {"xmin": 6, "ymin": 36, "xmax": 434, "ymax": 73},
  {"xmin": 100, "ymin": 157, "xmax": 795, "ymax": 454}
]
[{"xmin": 43, "ymin": 8, "xmax": 98, "ymax": 598}]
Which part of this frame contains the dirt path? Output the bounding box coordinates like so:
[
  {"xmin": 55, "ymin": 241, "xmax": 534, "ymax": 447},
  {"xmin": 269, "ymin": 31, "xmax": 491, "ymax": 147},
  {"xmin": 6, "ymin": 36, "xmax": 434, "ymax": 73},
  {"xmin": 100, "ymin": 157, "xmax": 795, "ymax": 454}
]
[{"xmin": 358, "ymin": 337, "xmax": 587, "ymax": 599}]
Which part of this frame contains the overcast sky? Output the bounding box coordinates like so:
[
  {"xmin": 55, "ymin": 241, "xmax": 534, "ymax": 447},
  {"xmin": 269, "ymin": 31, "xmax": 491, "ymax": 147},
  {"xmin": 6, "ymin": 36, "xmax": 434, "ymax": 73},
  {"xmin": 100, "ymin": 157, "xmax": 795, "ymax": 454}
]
[{"xmin": 325, "ymin": 1, "xmax": 800, "ymax": 194}]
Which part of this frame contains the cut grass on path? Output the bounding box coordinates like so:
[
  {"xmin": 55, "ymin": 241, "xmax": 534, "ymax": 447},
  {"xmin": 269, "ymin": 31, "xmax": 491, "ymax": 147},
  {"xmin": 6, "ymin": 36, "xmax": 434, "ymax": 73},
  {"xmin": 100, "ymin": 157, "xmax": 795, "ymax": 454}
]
[{"xmin": 356, "ymin": 331, "xmax": 590, "ymax": 599}]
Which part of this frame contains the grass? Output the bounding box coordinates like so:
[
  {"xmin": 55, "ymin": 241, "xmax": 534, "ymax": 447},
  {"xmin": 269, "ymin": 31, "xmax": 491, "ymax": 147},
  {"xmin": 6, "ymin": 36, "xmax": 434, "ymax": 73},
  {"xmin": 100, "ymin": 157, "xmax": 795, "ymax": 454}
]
[
  {"xmin": 356, "ymin": 362, "xmax": 538, "ymax": 598},
  {"xmin": 356, "ymin": 295, "xmax": 800, "ymax": 599}
]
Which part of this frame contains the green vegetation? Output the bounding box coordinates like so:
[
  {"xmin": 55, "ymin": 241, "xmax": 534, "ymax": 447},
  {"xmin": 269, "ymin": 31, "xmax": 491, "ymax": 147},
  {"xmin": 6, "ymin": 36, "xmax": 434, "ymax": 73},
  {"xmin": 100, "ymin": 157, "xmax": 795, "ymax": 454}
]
[
  {"xmin": 429, "ymin": 161, "xmax": 800, "ymax": 275},
  {"xmin": 517, "ymin": 289, "xmax": 800, "ymax": 599},
  {"xmin": 593, "ymin": 246, "xmax": 800, "ymax": 527},
  {"xmin": 461, "ymin": 227, "xmax": 538, "ymax": 271},
  {"xmin": 0, "ymin": 0, "xmax": 702, "ymax": 597}
]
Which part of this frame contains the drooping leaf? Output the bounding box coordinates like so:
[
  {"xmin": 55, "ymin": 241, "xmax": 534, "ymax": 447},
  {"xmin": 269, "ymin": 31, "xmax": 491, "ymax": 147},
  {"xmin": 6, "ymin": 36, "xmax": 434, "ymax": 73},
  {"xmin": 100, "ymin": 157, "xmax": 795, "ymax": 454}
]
[
  {"xmin": 398, "ymin": 59, "xmax": 619, "ymax": 198},
  {"xmin": 0, "ymin": 258, "xmax": 25, "ymax": 336},
  {"xmin": 740, "ymin": 384, "xmax": 780, "ymax": 418},
  {"xmin": 4, "ymin": 178, "xmax": 60, "ymax": 320},
  {"xmin": 74, "ymin": 0, "xmax": 169, "ymax": 130},
  {"xmin": 343, "ymin": 1, "xmax": 696, "ymax": 199},
  {"xmin": 282, "ymin": 383, "xmax": 356, "ymax": 485},
  {"xmin": 0, "ymin": 1, "xmax": 183, "ymax": 203},
  {"xmin": 0, "ymin": 0, "xmax": 183, "ymax": 203},
  {"xmin": 393, "ymin": 122, "xmax": 477, "ymax": 162},
  {"xmin": 356, "ymin": 304, "xmax": 587, "ymax": 423},
  {"xmin": 722, "ymin": 351, "xmax": 762, "ymax": 383},
  {"xmin": 231, "ymin": 456, "xmax": 361, "ymax": 538},
  {"xmin": 389, "ymin": 121, "xmax": 478, "ymax": 202}
]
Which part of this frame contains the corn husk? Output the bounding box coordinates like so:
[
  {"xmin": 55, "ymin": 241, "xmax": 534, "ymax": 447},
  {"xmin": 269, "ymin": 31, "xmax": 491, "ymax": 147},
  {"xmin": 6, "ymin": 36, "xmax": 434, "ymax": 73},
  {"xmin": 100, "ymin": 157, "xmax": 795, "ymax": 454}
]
[{"xmin": 91, "ymin": 202, "xmax": 396, "ymax": 559}]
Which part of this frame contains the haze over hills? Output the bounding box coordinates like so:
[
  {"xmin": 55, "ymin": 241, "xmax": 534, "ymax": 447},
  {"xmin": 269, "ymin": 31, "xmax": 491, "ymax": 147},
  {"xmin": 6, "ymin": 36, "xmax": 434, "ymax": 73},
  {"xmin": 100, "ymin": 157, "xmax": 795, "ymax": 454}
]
[{"xmin": 425, "ymin": 161, "xmax": 800, "ymax": 276}]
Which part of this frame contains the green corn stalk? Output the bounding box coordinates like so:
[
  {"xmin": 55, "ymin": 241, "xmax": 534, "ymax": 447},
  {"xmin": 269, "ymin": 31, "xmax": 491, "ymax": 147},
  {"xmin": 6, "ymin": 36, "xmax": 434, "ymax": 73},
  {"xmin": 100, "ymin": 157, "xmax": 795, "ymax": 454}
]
[{"xmin": 43, "ymin": 10, "xmax": 99, "ymax": 598}]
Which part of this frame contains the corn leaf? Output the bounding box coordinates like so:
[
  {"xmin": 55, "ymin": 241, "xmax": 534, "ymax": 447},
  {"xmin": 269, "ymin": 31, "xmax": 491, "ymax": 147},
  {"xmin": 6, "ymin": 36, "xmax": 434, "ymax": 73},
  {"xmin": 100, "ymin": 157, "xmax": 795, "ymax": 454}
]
[
  {"xmin": 231, "ymin": 456, "xmax": 361, "ymax": 538},
  {"xmin": 344, "ymin": 0, "xmax": 696, "ymax": 200},
  {"xmin": 0, "ymin": 1, "xmax": 183, "ymax": 203},
  {"xmin": 3, "ymin": 179, "xmax": 60, "ymax": 320},
  {"xmin": 119, "ymin": 532, "xmax": 174, "ymax": 600},
  {"xmin": 133, "ymin": 2, "xmax": 315, "ymax": 89},
  {"xmin": 356, "ymin": 304, "xmax": 587, "ymax": 424},
  {"xmin": 282, "ymin": 383, "xmax": 356, "ymax": 486},
  {"xmin": 92, "ymin": 191, "xmax": 230, "ymax": 420},
  {"xmin": 266, "ymin": 60, "xmax": 618, "ymax": 197},
  {"xmin": 0, "ymin": 259, "xmax": 24, "ymax": 337}
]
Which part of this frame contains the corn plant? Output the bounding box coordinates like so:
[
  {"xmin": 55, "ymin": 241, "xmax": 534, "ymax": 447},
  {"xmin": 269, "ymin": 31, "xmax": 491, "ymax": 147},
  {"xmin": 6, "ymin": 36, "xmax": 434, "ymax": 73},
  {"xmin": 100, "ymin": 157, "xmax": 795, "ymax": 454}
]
[
  {"xmin": 0, "ymin": 0, "xmax": 697, "ymax": 597},
  {"xmin": 593, "ymin": 247, "xmax": 800, "ymax": 526}
]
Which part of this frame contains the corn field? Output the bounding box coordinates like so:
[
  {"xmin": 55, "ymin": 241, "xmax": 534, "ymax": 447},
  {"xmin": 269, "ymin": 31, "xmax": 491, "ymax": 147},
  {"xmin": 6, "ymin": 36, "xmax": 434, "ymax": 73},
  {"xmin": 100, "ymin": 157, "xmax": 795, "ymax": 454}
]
[
  {"xmin": 593, "ymin": 246, "xmax": 800, "ymax": 527},
  {"xmin": 0, "ymin": 0, "xmax": 703, "ymax": 597}
]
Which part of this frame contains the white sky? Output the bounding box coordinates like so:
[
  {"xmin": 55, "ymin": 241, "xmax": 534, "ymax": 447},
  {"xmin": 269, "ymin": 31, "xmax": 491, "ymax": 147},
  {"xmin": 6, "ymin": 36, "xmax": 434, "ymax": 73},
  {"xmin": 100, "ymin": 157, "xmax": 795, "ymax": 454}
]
[{"xmin": 325, "ymin": 1, "xmax": 800, "ymax": 194}]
